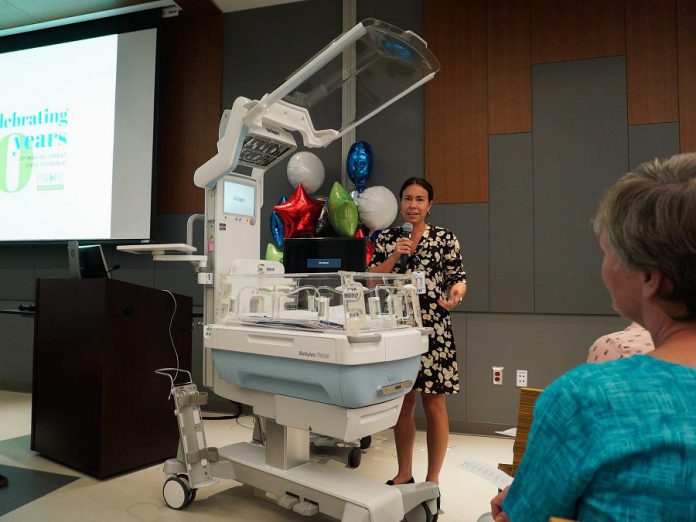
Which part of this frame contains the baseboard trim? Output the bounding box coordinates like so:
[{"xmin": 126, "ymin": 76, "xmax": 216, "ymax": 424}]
[{"xmin": 416, "ymin": 418, "xmax": 512, "ymax": 437}]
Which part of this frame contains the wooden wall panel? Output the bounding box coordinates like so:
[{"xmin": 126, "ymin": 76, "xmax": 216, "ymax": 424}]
[
  {"xmin": 626, "ymin": 0, "xmax": 678, "ymax": 124},
  {"xmin": 425, "ymin": 0, "xmax": 488, "ymax": 203},
  {"xmin": 487, "ymin": 0, "xmax": 532, "ymax": 134},
  {"xmin": 678, "ymin": 0, "xmax": 696, "ymax": 153},
  {"xmin": 156, "ymin": 9, "xmax": 222, "ymax": 214},
  {"xmin": 530, "ymin": 0, "xmax": 624, "ymax": 64}
]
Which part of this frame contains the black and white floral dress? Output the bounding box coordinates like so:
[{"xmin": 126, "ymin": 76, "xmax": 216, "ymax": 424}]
[{"xmin": 369, "ymin": 225, "xmax": 466, "ymax": 394}]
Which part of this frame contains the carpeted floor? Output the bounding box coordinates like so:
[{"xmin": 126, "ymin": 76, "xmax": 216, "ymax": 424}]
[{"xmin": 0, "ymin": 435, "xmax": 80, "ymax": 517}]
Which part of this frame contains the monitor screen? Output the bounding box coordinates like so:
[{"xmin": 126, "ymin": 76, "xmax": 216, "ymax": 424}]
[
  {"xmin": 223, "ymin": 180, "xmax": 255, "ymax": 217},
  {"xmin": 78, "ymin": 244, "xmax": 111, "ymax": 278},
  {"xmin": 283, "ymin": 237, "xmax": 367, "ymax": 273}
]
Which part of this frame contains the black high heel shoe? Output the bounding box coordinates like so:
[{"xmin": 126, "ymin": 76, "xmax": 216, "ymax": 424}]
[{"xmin": 385, "ymin": 476, "xmax": 415, "ymax": 486}]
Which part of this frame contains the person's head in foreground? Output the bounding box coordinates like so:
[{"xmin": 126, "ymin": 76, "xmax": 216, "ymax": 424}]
[{"xmin": 491, "ymin": 153, "xmax": 696, "ymax": 522}]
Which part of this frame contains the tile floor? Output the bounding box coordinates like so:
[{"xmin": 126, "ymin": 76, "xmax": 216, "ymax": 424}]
[{"xmin": 0, "ymin": 390, "xmax": 513, "ymax": 521}]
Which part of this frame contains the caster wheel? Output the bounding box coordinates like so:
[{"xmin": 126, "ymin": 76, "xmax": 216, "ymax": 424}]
[
  {"xmin": 348, "ymin": 448, "xmax": 362, "ymax": 468},
  {"xmin": 177, "ymin": 474, "xmax": 197, "ymax": 504},
  {"xmin": 163, "ymin": 475, "xmax": 192, "ymax": 509},
  {"xmin": 359, "ymin": 435, "xmax": 372, "ymax": 449}
]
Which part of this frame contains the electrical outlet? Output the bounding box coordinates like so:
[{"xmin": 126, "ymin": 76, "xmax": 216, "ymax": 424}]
[
  {"xmin": 492, "ymin": 366, "xmax": 503, "ymax": 385},
  {"xmin": 516, "ymin": 369, "xmax": 528, "ymax": 387}
]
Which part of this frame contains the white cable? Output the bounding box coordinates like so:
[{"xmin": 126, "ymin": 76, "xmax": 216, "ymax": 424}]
[{"xmin": 161, "ymin": 289, "xmax": 180, "ymax": 382}]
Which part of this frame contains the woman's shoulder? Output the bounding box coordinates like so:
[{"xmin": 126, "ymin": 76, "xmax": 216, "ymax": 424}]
[
  {"xmin": 428, "ymin": 225, "xmax": 458, "ymax": 240},
  {"xmin": 375, "ymin": 227, "xmax": 399, "ymax": 243},
  {"xmin": 378, "ymin": 227, "xmax": 400, "ymax": 237},
  {"xmin": 543, "ymin": 355, "xmax": 695, "ymax": 407}
]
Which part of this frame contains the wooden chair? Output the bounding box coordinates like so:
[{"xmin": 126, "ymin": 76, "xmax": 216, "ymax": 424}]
[
  {"xmin": 499, "ymin": 387, "xmax": 543, "ymax": 477},
  {"xmin": 498, "ymin": 389, "xmax": 576, "ymax": 522}
]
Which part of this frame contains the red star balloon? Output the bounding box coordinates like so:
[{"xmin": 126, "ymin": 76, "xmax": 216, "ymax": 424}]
[
  {"xmin": 366, "ymin": 240, "xmax": 376, "ymax": 267},
  {"xmin": 352, "ymin": 229, "xmax": 375, "ymax": 267},
  {"xmin": 274, "ymin": 184, "xmax": 324, "ymax": 238}
]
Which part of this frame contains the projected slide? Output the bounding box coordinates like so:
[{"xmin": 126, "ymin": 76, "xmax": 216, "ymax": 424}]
[
  {"xmin": 0, "ymin": 35, "xmax": 118, "ymax": 240},
  {"xmin": 0, "ymin": 28, "xmax": 156, "ymax": 242}
]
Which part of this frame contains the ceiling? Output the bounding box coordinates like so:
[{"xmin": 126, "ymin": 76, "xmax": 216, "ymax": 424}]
[
  {"xmin": 0, "ymin": 0, "xmax": 305, "ymax": 36},
  {"xmin": 212, "ymin": 0, "xmax": 303, "ymax": 13}
]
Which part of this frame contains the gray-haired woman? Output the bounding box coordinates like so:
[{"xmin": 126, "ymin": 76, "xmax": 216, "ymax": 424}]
[{"xmin": 491, "ymin": 154, "xmax": 696, "ymax": 521}]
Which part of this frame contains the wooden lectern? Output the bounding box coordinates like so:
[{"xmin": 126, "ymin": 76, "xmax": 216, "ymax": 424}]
[{"xmin": 31, "ymin": 278, "xmax": 192, "ymax": 478}]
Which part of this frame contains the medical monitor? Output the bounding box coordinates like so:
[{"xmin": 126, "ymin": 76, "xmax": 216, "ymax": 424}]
[
  {"xmin": 78, "ymin": 244, "xmax": 111, "ymax": 279},
  {"xmin": 223, "ymin": 179, "xmax": 256, "ymax": 218},
  {"xmin": 283, "ymin": 237, "xmax": 366, "ymax": 273}
]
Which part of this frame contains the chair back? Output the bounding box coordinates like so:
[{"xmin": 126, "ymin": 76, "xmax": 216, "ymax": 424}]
[{"xmin": 511, "ymin": 387, "xmax": 543, "ymax": 475}]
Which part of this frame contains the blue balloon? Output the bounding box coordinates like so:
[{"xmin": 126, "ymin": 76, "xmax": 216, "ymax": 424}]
[
  {"xmin": 346, "ymin": 141, "xmax": 372, "ymax": 193},
  {"xmin": 270, "ymin": 196, "xmax": 286, "ymax": 247}
]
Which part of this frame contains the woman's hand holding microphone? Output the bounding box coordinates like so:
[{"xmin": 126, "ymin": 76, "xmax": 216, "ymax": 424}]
[{"xmin": 392, "ymin": 236, "xmax": 413, "ymax": 263}]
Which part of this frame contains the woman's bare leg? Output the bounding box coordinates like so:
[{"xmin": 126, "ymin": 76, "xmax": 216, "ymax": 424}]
[
  {"xmin": 422, "ymin": 393, "xmax": 448, "ymax": 484},
  {"xmin": 390, "ymin": 390, "xmax": 417, "ymax": 483}
]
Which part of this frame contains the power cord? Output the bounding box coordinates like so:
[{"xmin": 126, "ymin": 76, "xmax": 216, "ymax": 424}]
[
  {"xmin": 161, "ymin": 289, "xmax": 180, "ymax": 382},
  {"xmin": 159, "ymin": 289, "xmax": 241, "ymax": 419}
]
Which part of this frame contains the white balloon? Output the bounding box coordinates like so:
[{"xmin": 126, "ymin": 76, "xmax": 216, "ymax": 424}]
[
  {"xmin": 286, "ymin": 151, "xmax": 325, "ymax": 194},
  {"xmin": 356, "ymin": 186, "xmax": 398, "ymax": 233}
]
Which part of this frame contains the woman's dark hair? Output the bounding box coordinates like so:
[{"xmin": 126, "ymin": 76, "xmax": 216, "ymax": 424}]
[{"xmin": 399, "ymin": 177, "xmax": 434, "ymax": 201}]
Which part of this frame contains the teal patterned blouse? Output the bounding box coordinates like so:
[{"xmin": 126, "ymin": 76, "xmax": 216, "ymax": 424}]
[{"xmin": 503, "ymin": 355, "xmax": 696, "ymax": 521}]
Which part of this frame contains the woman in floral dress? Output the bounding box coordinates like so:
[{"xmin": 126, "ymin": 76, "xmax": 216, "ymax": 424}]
[{"xmin": 368, "ymin": 177, "xmax": 467, "ymax": 491}]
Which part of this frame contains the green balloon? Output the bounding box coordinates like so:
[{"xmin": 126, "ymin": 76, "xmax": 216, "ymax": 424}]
[
  {"xmin": 329, "ymin": 200, "xmax": 359, "ymax": 237},
  {"xmin": 328, "ymin": 181, "xmax": 352, "ymax": 210},
  {"xmin": 265, "ymin": 243, "xmax": 283, "ymax": 263},
  {"xmin": 327, "ymin": 181, "xmax": 358, "ymax": 236}
]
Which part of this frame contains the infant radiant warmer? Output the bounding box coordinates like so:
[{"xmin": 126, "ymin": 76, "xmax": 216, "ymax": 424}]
[
  {"xmin": 163, "ymin": 270, "xmax": 439, "ymax": 521},
  {"xmin": 210, "ymin": 270, "xmax": 429, "ymax": 438},
  {"xmin": 148, "ymin": 17, "xmax": 442, "ymax": 522}
]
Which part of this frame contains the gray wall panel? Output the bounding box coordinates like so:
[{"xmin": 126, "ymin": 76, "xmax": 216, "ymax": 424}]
[
  {"xmin": 533, "ymin": 57, "xmax": 628, "ymax": 314},
  {"xmin": 628, "ymin": 123, "xmax": 680, "ymax": 170},
  {"xmin": 465, "ymin": 313, "xmax": 627, "ymax": 425},
  {"xmin": 0, "ymin": 302, "xmax": 34, "ymax": 392},
  {"xmin": 356, "ymin": 1, "xmax": 424, "ymax": 197},
  {"xmin": 34, "ymin": 244, "xmax": 71, "ymax": 280},
  {"xmin": 358, "ymin": 0, "xmax": 423, "ymax": 30},
  {"xmin": 356, "ymin": 91, "xmax": 424, "ymax": 199},
  {"xmin": 0, "ymin": 246, "xmax": 35, "ymax": 301},
  {"xmin": 447, "ymin": 312, "xmax": 467, "ymax": 423},
  {"xmin": 223, "ymin": 1, "xmax": 343, "ymax": 256},
  {"xmin": 489, "ymin": 134, "xmax": 534, "ymax": 313},
  {"xmin": 430, "ymin": 203, "xmax": 489, "ymax": 312},
  {"xmin": 111, "ymin": 248, "xmax": 155, "ymax": 289}
]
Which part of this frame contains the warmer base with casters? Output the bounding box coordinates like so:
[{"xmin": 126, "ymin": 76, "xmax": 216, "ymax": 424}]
[
  {"xmin": 163, "ymin": 440, "xmax": 439, "ymax": 521},
  {"xmin": 159, "ymin": 371, "xmax": 438, "ymax": 521}
]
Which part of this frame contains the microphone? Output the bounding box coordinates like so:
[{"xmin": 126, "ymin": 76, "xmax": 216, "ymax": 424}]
[
  {"xmin": 106, "ymin": 264, "xmax": 121, "ymax": 274},
  {"xmin": 399, "ymin": 222, "xmax": 413, "ymax": 269}
]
